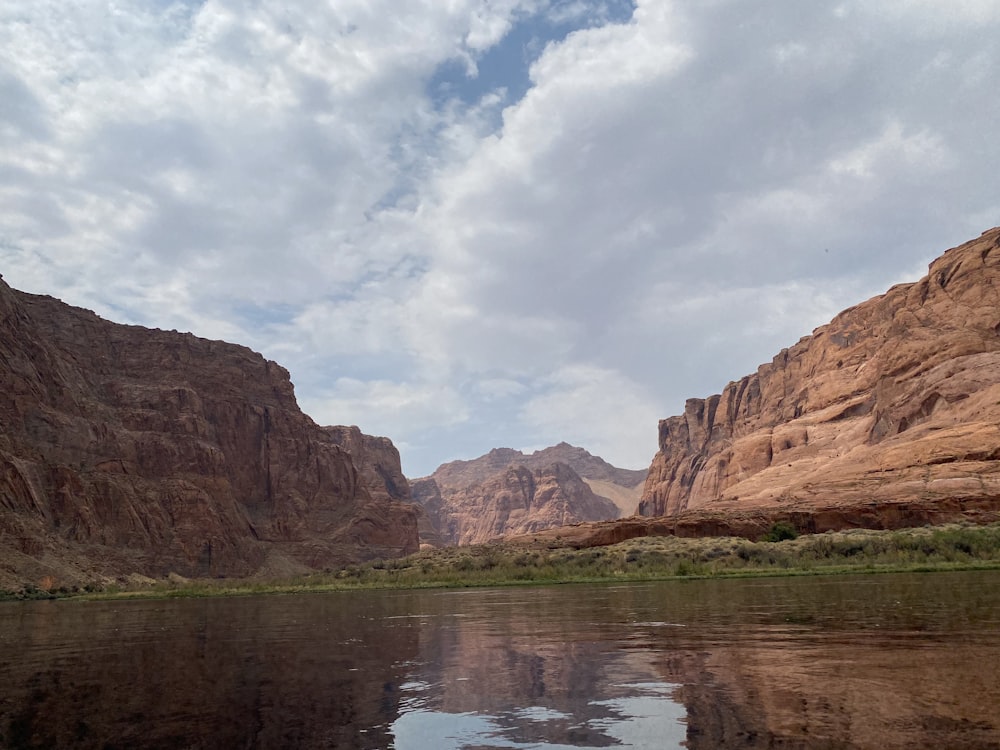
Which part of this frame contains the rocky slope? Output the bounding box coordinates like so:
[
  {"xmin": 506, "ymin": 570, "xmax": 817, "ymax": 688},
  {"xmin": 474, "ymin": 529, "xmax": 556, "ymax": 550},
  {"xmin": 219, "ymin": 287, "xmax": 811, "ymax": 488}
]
[
  {"xmin": 413, "ymin": 461, "xmax": 621, "ymax": 546},
  {"xmin": 0, "ymin": 278, "xmax": 418, "ymax": 587},
  {"xmin": 638, "ymin": 227, "xmax": 1000, "ymax": 523}
]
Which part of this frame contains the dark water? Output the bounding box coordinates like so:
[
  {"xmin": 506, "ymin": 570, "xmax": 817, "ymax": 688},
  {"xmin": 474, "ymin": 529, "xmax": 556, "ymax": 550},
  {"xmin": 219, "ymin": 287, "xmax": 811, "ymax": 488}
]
[{"xmin": 1, "ymin": 571, "xmax": 999, "ymax": 749}]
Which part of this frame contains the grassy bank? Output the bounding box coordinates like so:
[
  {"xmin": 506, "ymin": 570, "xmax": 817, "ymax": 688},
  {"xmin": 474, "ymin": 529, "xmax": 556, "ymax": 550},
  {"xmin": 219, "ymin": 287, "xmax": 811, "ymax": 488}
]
[{"xmin": 5, "ymin": 522, "xmax": 1000, "ymax": 601}]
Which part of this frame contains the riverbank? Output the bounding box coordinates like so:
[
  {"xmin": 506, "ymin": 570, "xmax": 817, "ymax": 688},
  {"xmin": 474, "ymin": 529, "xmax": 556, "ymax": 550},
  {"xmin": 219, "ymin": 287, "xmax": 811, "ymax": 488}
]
[{"xmin": 4, "ymin": 522, "xmax": 1000, "ymax": 601}]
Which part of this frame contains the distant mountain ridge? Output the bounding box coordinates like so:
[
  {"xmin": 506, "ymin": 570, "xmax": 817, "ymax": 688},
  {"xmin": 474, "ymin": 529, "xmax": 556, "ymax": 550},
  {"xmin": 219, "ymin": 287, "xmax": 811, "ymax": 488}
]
[
  {"xmin": 411, "ymin": 443, "xmax": 646, "ymax": 546},
  {"xmin": 428, "ymin": 442, "xmax": 647, "ymax": 490}
]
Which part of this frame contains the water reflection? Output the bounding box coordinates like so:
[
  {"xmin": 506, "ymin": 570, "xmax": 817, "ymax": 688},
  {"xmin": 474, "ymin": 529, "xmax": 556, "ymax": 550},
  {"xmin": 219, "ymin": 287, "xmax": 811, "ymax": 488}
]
[
  {"xmin": 392, "ymin": 681, "xmax": 686, "ymax": 749},
  {"xmin": 0, "ymin": 594, "xmax": 417, "ymax": 748},
  {"xmin": 0, "ymin": 571, "xmax": 998, "ymax": 749}
]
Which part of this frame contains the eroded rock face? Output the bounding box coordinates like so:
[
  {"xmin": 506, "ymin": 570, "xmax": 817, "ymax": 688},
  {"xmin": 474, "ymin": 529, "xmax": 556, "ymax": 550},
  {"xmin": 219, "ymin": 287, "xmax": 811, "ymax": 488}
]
[
  {"xmin": 413, "ymin": 443, "xmax": 645, "ymax": 545},
  {"xmin": 409, "ymin": 477, "xmax": 448, "ymax": 549},
  {"xmin": 510, "ymin": 497, "xmax": 1000, "ymax": 549},
  {"xmin": 639, "ymin": 227, "xmax": 1000, "ymax": 520},
  {"xmin": 431, "ymin": 443, "xmax": 647, "ymax": 492},
  {"xmin": 0, "ymin": 279, "xmax": 418, "ymax": 586},
  {"xmin": 413, "ymin": 461, "xmax": 621, "ymax": 546},
  {"xmin": 324, "ymin": 425, "xmax": 411, "ymax": 503}
]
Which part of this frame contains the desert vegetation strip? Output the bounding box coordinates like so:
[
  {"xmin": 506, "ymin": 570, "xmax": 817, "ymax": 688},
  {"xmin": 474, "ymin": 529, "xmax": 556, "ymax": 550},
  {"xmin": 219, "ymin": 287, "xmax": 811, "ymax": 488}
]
[{"xmin": 4, "ymin": 522, "xmax": 1000, "ymax": 601}]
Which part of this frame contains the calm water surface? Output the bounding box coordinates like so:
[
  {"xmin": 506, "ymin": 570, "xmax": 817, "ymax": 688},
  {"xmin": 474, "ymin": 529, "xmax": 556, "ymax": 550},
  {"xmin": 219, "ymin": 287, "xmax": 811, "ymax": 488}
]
[{"xmin": 1, "ymin": 571, "xmax": 998, "ymax": 749}]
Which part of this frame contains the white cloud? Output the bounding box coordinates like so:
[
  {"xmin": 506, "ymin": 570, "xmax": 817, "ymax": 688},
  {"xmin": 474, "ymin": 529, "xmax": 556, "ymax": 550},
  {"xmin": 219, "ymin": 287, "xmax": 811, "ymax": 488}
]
[
  {"xmin": 519, "ymin": 365, "xmax": 661, "ymax": 469},
  {"xmin": 828, "ymin": 121, "xmax": 953, "ymax": 179},
  {"xmin": 302, "ymin": 378, "xmax": 470, "ymax": 438},
  {"xmin": 860, "ymin": 0, "xmax": 1000, "ymax": 27},
  {"xmin": 2, "ymin": 0, "xmax": 1000, "ymax": 477}
]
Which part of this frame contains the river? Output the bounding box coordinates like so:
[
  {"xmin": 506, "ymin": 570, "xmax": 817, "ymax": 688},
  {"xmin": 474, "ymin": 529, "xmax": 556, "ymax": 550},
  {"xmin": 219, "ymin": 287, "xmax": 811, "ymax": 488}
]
[{"xmin": 1, "ymin": 570, "xmax": 998, "ymax": 749}]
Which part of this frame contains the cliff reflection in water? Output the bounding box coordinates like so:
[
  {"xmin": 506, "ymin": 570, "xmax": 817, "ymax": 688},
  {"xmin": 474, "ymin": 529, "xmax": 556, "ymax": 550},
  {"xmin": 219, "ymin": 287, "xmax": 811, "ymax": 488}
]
[
  {"xmin": 0, "ymin": 593, "xmax": 418, "ymax": 749},
  {"xmin": 1, "ymin": 571, "xmax": 999, "ymax": 749}
]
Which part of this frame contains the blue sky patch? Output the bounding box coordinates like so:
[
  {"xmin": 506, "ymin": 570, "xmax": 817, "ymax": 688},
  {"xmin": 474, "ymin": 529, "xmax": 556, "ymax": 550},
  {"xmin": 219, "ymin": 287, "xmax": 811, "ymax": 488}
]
[{"xmin": 428, "ymin": 1, "xmax": 636, "ymax": 109}]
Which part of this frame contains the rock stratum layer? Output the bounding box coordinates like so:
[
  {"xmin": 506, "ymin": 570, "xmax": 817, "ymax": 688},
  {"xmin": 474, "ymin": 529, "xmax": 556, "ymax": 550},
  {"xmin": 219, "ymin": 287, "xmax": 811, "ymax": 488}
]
[
  {"xmin": 412, "ymin": 444, "xmax": 637, "ymax": 546},
  {"xmin": 0, "ymin": 279, "xmax": 418, "ymax": 587},
  {"xmin": 639, "ymin": 227, "xmax": 1000, "ymax": 523}
]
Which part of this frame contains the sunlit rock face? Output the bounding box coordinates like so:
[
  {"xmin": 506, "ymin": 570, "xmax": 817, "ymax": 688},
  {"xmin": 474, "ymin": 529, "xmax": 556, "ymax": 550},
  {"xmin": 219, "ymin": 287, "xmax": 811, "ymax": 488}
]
[
  {"xmin": 0, "ymin": 279, "xmax": 418, "ymax": 587},
  {"xmin": 412, "ymin": 446, "xmax": 634, "ymax": 546},
  {"xmin": 640, "ymin": 227, "xmax": 1000, "ymax": 520}
]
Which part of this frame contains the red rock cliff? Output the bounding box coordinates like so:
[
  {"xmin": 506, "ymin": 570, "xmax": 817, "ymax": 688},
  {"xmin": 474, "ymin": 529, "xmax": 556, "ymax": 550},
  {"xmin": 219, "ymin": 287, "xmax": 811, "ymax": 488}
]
[
  {"xmin": 414, "ymin": 461, "xmax": 621, "ymax": 546},
  {"xmin": 324, "ymin": 425, "xmax": 411, "ymax": 503},
  {"xmin": 0, "ymin": 279, "xmax": 418, "ymax": 586},
  {"xmin": 639, "ymin": 228, "xmax": 1000, "ymax": 518}
]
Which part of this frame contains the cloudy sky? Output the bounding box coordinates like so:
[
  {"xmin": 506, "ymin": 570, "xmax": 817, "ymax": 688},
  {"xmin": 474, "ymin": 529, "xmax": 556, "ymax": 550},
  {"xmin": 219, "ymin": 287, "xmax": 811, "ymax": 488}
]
[{"xmin": 2, "ymin": 1, "xmax": 998, "ymax": 476}]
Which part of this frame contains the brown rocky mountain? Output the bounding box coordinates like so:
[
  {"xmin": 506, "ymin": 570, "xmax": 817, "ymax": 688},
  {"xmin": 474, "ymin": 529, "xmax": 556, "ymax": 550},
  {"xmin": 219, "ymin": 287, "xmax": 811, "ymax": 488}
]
[
  {"xmin": 0, "ymin": 277, "xmax": 418, "ymax": 588},
  {"xmin": 635, "ymin": 227, "xmax": 1000, "ymax": 529},
  {"xmin": 413, "ymin": 461, "xmax": 621, "ymax": 546},
  {"xmin": 324, "ymin": 425, "xmax": 411, "ymax": 503},
  {"xmin": 323, "ymin": 424, "xmax": 450, "ymax": 547},
  {"xmin": 411, "ymin": 443, "xmax": 646, "ymax": 548},
  {"xmin": 431, "ymin": 442, "xmax": 646, "ymax": 491},
  {"xmin": 411, "ymin": 442, "xmax": 639, "ymax": 547}
]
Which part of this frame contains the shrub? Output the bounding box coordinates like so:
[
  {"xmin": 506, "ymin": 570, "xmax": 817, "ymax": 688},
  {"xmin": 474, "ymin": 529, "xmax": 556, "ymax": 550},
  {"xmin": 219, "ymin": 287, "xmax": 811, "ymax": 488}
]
[{"xmin": 763, "ymin": 521, "xmax": 798, "ymax": 542}]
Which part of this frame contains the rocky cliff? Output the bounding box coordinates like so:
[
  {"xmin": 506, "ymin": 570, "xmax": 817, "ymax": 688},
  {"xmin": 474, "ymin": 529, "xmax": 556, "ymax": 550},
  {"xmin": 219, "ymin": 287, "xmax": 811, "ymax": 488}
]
[
  {"xmin": 324, "ymin": 425, "xmax": 411, "ymax": 503},
  {"xmin": 0, "ymin": 278, "xmax": 418, "ymax": 587},
  {"xmin": 431, "ymin": 442, "xmax": 646, "ymax": 493},
  {"xmin": 412, "ymin": 444, "xmax": 640, "ymax": 547},
  {"xmin": 639, "ymin": 227, "xmax": 1000, "ymax": 521},
  {"xmin": 323, "ymin": 424, "xmax": 451, "ymax": 548},
  {"xmin": 413, "ymin": 461, "xmax": 621, "ymax": 547}
]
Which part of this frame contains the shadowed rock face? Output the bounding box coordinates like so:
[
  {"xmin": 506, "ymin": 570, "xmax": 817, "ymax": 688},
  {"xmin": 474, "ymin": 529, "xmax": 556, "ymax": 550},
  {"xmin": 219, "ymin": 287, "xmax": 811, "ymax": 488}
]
[
  {"xmin": 0, "ymin": 279, "xmax": 418, "ymax": 587},
  {"xmin": 639, "ymin": 227, "xmax": 1000, "ymax": 520},
  {"xmin": 324, "ymin": 425, "xmax": 411, "ymax": 503},
  {"xmin": 413, "ymin": 462, "xmax": 621, "ymax": 547}
]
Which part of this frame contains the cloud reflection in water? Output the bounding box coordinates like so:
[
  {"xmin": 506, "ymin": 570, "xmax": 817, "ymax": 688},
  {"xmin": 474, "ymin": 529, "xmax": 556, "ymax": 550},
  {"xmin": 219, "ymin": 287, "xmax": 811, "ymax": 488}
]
[{"xmin": 391, "ymin": 680, "xmax": 686, "ymax": 749}]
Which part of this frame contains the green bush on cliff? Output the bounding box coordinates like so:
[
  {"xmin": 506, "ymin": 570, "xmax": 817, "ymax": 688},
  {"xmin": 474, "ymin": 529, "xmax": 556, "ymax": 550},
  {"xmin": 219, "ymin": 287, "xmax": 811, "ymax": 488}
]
[{"xmin": 763, "ymin": 521, "xmax": 799, "ymax": 542}]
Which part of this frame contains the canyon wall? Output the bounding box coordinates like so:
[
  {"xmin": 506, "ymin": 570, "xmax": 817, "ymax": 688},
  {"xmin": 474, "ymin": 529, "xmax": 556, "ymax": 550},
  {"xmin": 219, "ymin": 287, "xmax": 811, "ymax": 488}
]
[
  {"xmin": 411, "ymin": 442, "xmax": 644, "ymax": 547},
  {"xmin": 324, "ymin": 425, "xmax": 411, "ymax": 504},
  {"xmin": 430, "ymin": 443, "xmax": 646, "ymax": 493},
  {"xmin": 413, "ymin": 455, "xmax": 623, "ymax": 547},
  {"xmin": 0, "ymin": 278, "xmax": 418, "ymax": 587},
  {"xmin": 639, "ymin": 227, "xmax": 1000, "ymax": 520}
]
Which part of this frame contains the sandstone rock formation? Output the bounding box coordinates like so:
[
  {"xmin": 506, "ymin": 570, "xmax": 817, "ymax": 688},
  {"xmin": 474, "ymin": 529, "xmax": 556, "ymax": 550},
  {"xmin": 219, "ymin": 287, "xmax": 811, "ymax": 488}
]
[
  {"xmin": 412, "ymin": 444, "xmax": 633, "ymax": 546},
  {"xmin": 414, "ymin": 462, "xmax": 620, "ymax": 547},
  {"xmin": 323, "ymin": 424, "xmax": 451, "ymax": 548},
  {"xmin": 511, "ymin": 497, "xmax": 1000, "ymax": 549},
  {"xmin": 408, "ymin": 476, "xmax": 449, "ymax": 548},
  {"xmin": 0, "ymin": 278, "xmax": 418, "ymax": 587},
  {"xmin": 413, "ymin": 443, "xmax": 646, "ymax": 547},
  {"xmin": 324, "ymin": 425, "xmax": 411, "ymax": 504},
  {"xmin": 431, "ymin": 443, "xmax": 646, "ymax": 494},
  {"xmin": 639, "ymin": 227, "xmax": 1000, "ymax": 524}
]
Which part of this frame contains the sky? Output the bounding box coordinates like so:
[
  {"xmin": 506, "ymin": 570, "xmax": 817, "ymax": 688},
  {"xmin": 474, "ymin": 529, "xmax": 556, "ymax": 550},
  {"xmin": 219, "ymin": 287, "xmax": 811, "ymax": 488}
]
[{"xmin": 2, "ymin": 1, "xmax": 999, "ymax": 477}]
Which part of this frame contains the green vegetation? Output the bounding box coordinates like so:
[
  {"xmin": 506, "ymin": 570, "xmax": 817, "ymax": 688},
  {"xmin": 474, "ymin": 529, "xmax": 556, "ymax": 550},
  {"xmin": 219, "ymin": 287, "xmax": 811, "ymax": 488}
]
[
  {"xmin": 4, "ymin": 523, "xmax": 1000, "ymax": 601},
  {"xmin": 762, "ymin": 520, "xmax": 799, "ymax": 542}
]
